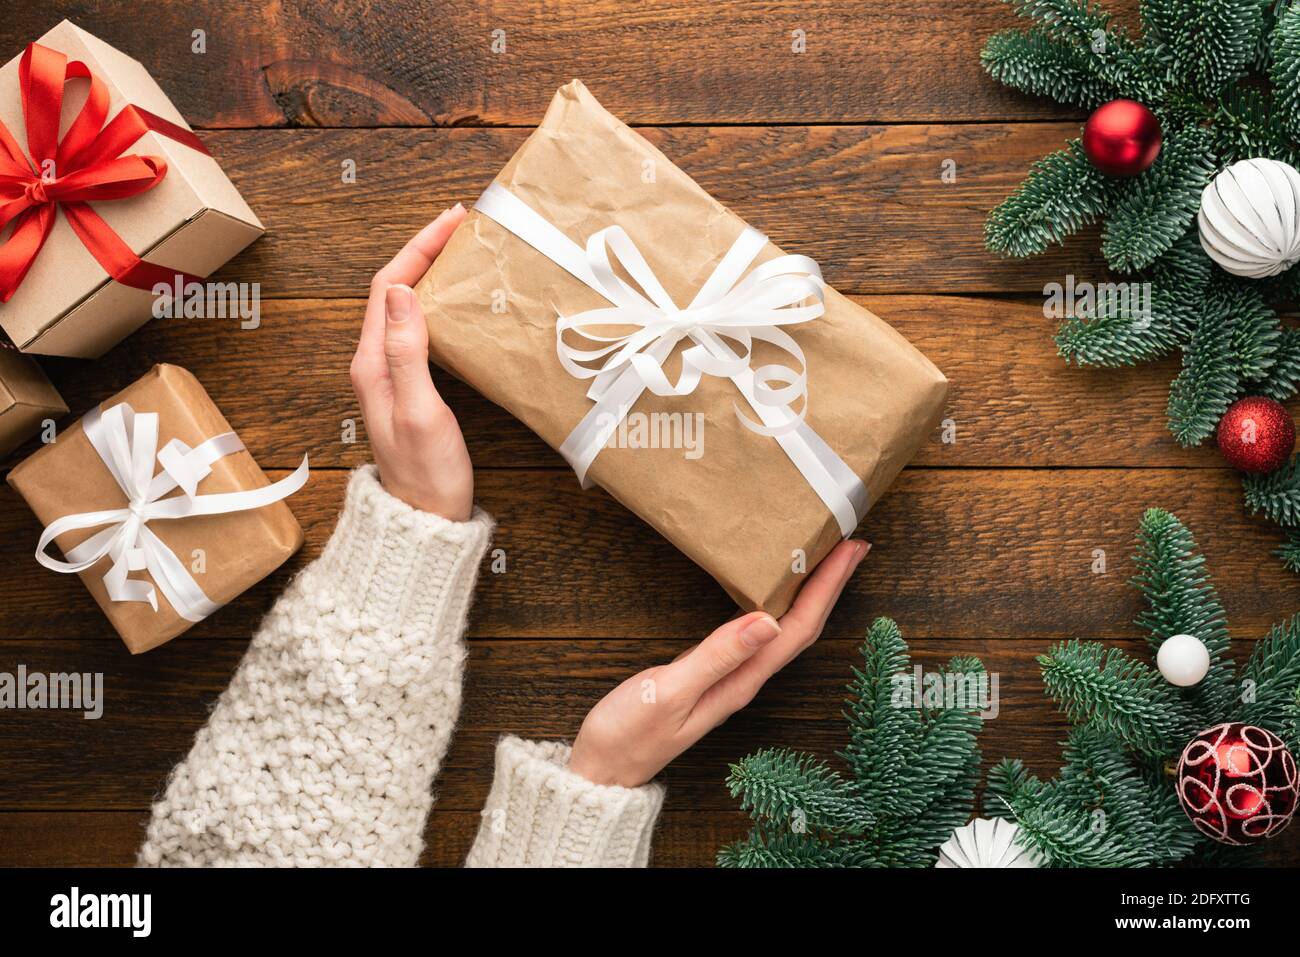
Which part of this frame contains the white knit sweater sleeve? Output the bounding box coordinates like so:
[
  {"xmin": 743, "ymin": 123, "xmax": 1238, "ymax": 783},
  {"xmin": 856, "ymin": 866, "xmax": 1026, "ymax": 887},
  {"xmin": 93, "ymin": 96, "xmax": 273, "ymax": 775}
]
[
  {"xmin": 138, "ymin": 465, "xmax": 493, "ymax": 867},
  {"xmin": 137, "ymin": 464, "xmax": 665, "ymax": 868}
]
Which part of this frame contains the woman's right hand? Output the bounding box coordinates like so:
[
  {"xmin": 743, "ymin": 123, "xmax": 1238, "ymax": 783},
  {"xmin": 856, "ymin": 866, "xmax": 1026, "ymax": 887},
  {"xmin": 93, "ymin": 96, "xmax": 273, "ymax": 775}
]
[{"xmin": 350, "ymin": 205, "xmax": 474, "ymax": 520}]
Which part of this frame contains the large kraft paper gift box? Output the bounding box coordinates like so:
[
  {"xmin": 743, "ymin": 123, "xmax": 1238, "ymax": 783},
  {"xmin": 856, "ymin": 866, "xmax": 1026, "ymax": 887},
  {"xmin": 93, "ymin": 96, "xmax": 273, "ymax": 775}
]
[
  {"xmin": 416, "ymin": 81, "xmax": 947, "ymax": 616},
  {"xmin": 0, "ymin": 21, "xmax": 264, "ymax": 358},
  {"xmin": 0, "ymin": 347, "xmax": 67, "ymax": 459},
  {"xmin": 7, "ymin": 364, "xmax": 306, "ymax": 653}
]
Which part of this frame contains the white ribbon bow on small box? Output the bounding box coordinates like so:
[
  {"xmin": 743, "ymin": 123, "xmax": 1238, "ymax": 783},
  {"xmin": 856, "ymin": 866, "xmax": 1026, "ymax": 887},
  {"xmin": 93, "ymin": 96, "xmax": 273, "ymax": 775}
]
[
  {"xmin": 474, "ymin": 184, "xmax": 869, "ymax": 537},
  {"xmin": 34, "ymin": 402, "xmax": 309, "ymax": 622}
]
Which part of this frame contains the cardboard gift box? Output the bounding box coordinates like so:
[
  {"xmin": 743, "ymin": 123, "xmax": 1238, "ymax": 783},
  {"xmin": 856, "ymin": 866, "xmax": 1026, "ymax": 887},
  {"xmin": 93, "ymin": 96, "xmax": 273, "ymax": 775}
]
[
  {"xmin": 7, "ymin": 364, "xmax": 306, "ymax": 653},
  {"xmin": 0, "ymin": 347, "xmax": 67, "ymax": 459},
  {"xmin": 416, "ymin": 80, "xmax": 947, "ymax": 616},
  {"xmin": 0, "ymin": 20, "xmax": 264, "ymax": 358}
]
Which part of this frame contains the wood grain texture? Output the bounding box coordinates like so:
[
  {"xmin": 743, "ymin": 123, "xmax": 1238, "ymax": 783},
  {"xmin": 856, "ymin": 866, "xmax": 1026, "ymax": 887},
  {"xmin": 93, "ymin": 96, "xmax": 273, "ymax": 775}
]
[
  {"xmin": 2, "ymin": 467, "xmax": 1297, "ymax": 643},
  {"xmin": 184, "ymin": 124, "xmax": 1102, "ymax": 297},
  {"xmin": 0, "ymin": 810, "xmax": 750, "ymax": 867},
  {"xmin": 17, "ymin": 296, "xmax": 1289, "ymax": 475},
  {"xmin": 2, "ymin": 637, "xmax": 1296, "ymax": 867},
  {"xmin": 1, "ymin": 1, "xmax": 1140, "ymax": 127}
]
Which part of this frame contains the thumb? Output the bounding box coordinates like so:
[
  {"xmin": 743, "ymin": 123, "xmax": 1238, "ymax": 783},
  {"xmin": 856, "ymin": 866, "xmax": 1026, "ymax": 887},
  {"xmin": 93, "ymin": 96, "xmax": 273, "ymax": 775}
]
[
  {"xmin": 664, "ymin": 611, "xmax": 782, "ymax": 702},
  {"xmin": 383, "ymin": 284, "xmax": 438, "ymax": 422}
]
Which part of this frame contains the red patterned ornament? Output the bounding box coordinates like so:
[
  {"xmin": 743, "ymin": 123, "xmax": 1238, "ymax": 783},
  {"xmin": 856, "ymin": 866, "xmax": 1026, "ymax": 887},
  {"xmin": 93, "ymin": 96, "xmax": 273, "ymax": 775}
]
[
  {"xmin": 1082, "ymin": 99, "xmax": 1162, "ymax": 177},
  {"xmin": 1176, "ymin": 722, "xmax": 1299, "ymax": 845},
  {"xmin": 1216, "ymin": 396, "xmax": 1295, "ymax": 474}
]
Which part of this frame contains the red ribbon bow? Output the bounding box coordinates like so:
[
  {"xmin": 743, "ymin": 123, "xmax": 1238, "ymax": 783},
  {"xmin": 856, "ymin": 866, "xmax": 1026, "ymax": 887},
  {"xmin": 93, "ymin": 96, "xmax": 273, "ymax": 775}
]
[{"xmin": 0, "ymin": 41, "xmax": 210, "ymax": 302}]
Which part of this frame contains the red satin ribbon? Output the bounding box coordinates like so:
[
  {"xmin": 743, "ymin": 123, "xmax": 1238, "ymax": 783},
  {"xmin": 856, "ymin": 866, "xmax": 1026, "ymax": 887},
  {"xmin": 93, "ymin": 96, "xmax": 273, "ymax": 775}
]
[{"xmin": 0, "ymin": 41, "xmax": 211, "ymax": 302}]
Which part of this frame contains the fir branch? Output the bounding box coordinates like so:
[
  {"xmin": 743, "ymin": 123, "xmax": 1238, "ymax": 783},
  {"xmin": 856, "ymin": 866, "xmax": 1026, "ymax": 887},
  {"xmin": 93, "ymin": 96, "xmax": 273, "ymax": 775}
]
[
  {"xmin": 716, "ymin": 827, "xmax": 852, "ymax": 868},
  {"xmin": 986, "ymin": 140, "xmax": 1120, "ymax": 258},
  {"xmin": 1271, "ymin": 1, "xmax": 1300, "ymax": 139},
  {"xmin": 725, "ymin": 748, "xmax": 872, "ymax": 835},
  {"xmin": 1060, "ymin": 232, "xmax": 1217, "ymax": 367},
  {"xmin": 1009, "ymin": 793, "xmax": 1150, "ymax": 867},
  {"xmin": 1007, "ymin": 0, "xmax": 1115, "ymax": 40},
  {"xmin": 1277, "ymin": 526, "xmax": 1300, "ymax": 573},
  {"xmin": 984, "ymin": 759, "xmax": 1045, "ymax": 817},
  {"xmin": 982, "ymin": 28, "xmax": 1119, "ymax": 109},
  {"xmin": 1101, "ymin": 127, "xmax": 1215, "ymax": 274},
  {"xmin": 1244, "ymin": 453, "xmax": 1300, "ymax": 525},
  {"xmin": 1039, "ymin": 639, "xmax": 1191, "ymax": 755},
  {"xmin": 1167, "ymin": 295, "xmax": 1241, "ymax": 447},
  {"xmin": 1227, "ymin": 285, "xmax": 1280, "ymax": 382},
  {"xmin": 1141, "ymin": 0, "xmax": 1266, "ymax": 98},
  {"xmin": 1132, "ymin": 508, "xmax": 1234, "ymax": 720},
  {"xmin": 1250, "ymin": 326, "xmax": 1300, "ymax": 402},
  {"xmin": 1240, "ymin": 613, "xmax": 1300, "ymax": 733},
  {"xmin": 1210, "ymin": 85, "xmax": 1299, "ymax": 167},
  {"xmin": 1051, "ymin": 725, "xmax": 1194, "ymax": 865}
]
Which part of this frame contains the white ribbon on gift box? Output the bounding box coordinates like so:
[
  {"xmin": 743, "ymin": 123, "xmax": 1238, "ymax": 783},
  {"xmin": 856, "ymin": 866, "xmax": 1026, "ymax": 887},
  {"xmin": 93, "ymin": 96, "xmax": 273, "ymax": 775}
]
[
  {"xmin": 474, "ymin": 183, "xmax": 869, "ymax": 537},
  {"xmin": 33, "ymin": 402, "xmax": 310, "ymax": 622}
]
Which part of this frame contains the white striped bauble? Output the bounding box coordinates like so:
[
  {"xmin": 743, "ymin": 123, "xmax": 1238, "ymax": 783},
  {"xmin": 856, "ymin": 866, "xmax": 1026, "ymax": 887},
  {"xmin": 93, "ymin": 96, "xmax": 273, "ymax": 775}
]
[{"xmin": 1198, "ymin": 157, "xmax": 1300, "ymax": 279}]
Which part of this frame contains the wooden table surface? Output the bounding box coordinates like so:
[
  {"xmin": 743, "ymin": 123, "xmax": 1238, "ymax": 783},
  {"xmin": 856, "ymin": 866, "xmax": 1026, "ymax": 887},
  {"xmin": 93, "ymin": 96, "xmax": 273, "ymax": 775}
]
[{"xmin": 2, "ymin": 1, "xmax": 1298, "ymax": 867}]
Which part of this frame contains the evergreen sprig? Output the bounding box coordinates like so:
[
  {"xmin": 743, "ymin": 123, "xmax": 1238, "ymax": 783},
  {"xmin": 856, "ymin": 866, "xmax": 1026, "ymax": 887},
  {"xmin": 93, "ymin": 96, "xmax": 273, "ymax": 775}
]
[
  {"xmin": 994, "ymin": 508, "xmax": 1300, "ymax": 867},
  {"xmin": 984, "ymin": 0, "xmax": 1300, "ymax": 573},
  {"xmin": 718, "ymin": 619, "xmax": 986, "ymax": 868}
]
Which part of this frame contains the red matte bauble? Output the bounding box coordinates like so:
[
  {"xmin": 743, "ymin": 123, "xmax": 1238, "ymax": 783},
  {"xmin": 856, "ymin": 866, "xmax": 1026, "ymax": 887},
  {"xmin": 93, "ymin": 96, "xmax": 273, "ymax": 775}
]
[
  {"xmin": 1216, "ymin": 396, "xmax": 1295, "ymax": 474},
  {"xmin": 1082, "ymin": 99, "xmax": 1162, "ymax": 177},
  {"xmin": 1176, "ymin": 723, "xmax": 1299, "ymax": 845}
]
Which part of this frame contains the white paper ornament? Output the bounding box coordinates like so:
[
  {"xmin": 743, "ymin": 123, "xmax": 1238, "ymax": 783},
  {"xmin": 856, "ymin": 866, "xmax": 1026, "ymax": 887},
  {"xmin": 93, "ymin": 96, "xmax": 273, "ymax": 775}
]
[
  {"xmin": 1198, "ymin": 158, "xmax": 1300, "ymax": 278},
  {"xmin": 935, "ymin": 817, "xmax": 1042, "ymax": 868},
  {"xmin": 1156, "ymin": 633, "xmax": 1211, "ymax": 687}
]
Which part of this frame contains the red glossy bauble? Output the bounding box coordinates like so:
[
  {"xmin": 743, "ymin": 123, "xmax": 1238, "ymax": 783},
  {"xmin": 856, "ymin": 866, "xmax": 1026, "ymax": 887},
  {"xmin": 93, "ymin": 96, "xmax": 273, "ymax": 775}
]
[
  {"xmin": 1082, "ymin": 99, "xmax": 1162, "ymax": 177},
  {"xmin": 1216, "ymin": 396, "xmax": 1295, "ymax": 474},
  {"xmin": 1176, "ymin": 722, "xmax": 1299, "ymax": 845}
]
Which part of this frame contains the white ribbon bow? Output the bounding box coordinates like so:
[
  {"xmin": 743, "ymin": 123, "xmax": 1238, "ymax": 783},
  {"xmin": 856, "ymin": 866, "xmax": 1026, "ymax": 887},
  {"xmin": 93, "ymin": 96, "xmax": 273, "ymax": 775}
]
[
  {"xmin": 474, "ymin": 184, "xmax": 869, "ymax": 537},
  {"xmin": 35, "ymin": 402, "xmax": 310, "ymax": 622}
]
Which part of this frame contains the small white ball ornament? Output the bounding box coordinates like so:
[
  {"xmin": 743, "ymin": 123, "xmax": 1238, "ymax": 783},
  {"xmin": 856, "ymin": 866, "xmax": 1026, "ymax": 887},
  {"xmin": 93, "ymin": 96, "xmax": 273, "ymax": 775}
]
[
  {"xmin": 1198, "ymin": 158, "xmax": 1300, "ymax": 278},
  {"xmin": 1156, "ymin": 633, "xmax": 1211, "ymax": 687}
]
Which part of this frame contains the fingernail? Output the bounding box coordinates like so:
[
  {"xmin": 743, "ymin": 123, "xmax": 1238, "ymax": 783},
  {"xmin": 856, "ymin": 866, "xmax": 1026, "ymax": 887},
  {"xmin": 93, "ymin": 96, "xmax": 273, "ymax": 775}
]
[
  {"xmin": 740, "ymin": 615, "xmax": 781, "ymax": 648},
  {"xmin": 386, "ymin": 284, "xmax": 413, "ymax": 323},
  {"xmin": 452, "ymin": 201, "xmax": 465, "ymax": 214}
]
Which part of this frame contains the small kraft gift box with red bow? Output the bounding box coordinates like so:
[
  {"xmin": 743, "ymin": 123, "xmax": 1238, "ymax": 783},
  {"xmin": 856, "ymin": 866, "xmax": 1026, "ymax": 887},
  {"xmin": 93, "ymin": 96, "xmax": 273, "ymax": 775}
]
[{"xmin": 0, "ymin": 20, "xmax": 263, "ymax": 358}]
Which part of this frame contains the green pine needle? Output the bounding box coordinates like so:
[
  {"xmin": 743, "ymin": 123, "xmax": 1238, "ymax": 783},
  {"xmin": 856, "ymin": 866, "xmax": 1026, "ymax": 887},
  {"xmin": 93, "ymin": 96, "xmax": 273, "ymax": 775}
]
[
  {"xmin": 721, "ymin": 618, "xmax": 985, "ymax": 868},
  {"xmin": 981, "ymin": 28, "xmax": 1119, "ymax": 109},
  {"xmin": 1038, "ymin": 639, "xmax": 1191, "ymax": 755},
  {"xmin": 1167, "ymin": 295, "xmax": 1241, "ymax": 447},
  {"xmin": 1240, "ymin": 613, "xmax": 1300, "ymax": 733},
  {"xmin": 986, "ymin": 140, "xmax": 1120, "ymax": 258},
  {"xmin": 1132, "ymin": 508, "xmax": 1234, "ymax": 720},
  {"xmin": 1271, "ymin": 2, "xmax": 1300, "ymax": 138},
  {"xmin": 1251, "ymin": 326, "xmax": 1300, "ymax": 401},
  {"xmin": 1101, "ymin": 126, "xmax": 1215, "ymax": 273},
  {"xmin": 1141, "ymin": 0, "xmax": 1265, "ymax": 99},
  {"xmin": 1244, "ymin": 453, "xmax": 1300, "ymax": 525}
]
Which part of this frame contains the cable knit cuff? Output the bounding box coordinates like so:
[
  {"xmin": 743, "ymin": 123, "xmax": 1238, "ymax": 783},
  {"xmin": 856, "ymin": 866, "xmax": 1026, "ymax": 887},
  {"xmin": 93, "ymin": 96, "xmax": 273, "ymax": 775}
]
[
  {"xmin": 311, "ymin": 465, "xmax": 494, "ymax": 631},
  {"xmin": 465, "ymin": 736, "xmax": 665, "ymax": 868}
]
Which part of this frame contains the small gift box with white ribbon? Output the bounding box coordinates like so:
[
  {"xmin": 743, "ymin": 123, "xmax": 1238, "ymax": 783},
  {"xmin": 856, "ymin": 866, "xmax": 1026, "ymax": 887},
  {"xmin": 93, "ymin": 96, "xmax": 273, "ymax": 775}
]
[
  {"xmin": 0, "ymin": 21, "xmax": 263, "ymax": 358},
  {"xmin": 417, "ymin": 81, "xmax": 948, "ymax": 616},
  {"xmin": 7, "ymin": 364, "xmax": 307, "ymax": 653}
]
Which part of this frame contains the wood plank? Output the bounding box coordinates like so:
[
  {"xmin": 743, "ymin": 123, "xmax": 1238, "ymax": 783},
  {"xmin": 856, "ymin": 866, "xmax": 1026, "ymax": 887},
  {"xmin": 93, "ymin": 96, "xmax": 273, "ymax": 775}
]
[
  {"xmin": 1, "ymin": 2, "xmax": 1139, "ymax": 127},
  {"xmin": 0, "ymin": 809, "xmax": 750, "ymax": 867},
  {"xmin": 2, "ymin": 636, "xmax": 1296, "ymax": 866},
  {"xmin": 0, "ymin": 637, "xmax": 1213, "ymax": 812},
  {"xmin": 4, "ymin": 805, "xmax": 1297, "ymax": 867},
  {"xmin": 182, "ymin": 124, "xmax": 1097, "ymax": 297},
  {"xmin": 2, "ymin": 468, "xmax": 1297, "ymax": 642},
  {"xmin": 18, "ymin": 296, "xmax": 1270, "ymax": 474}
]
